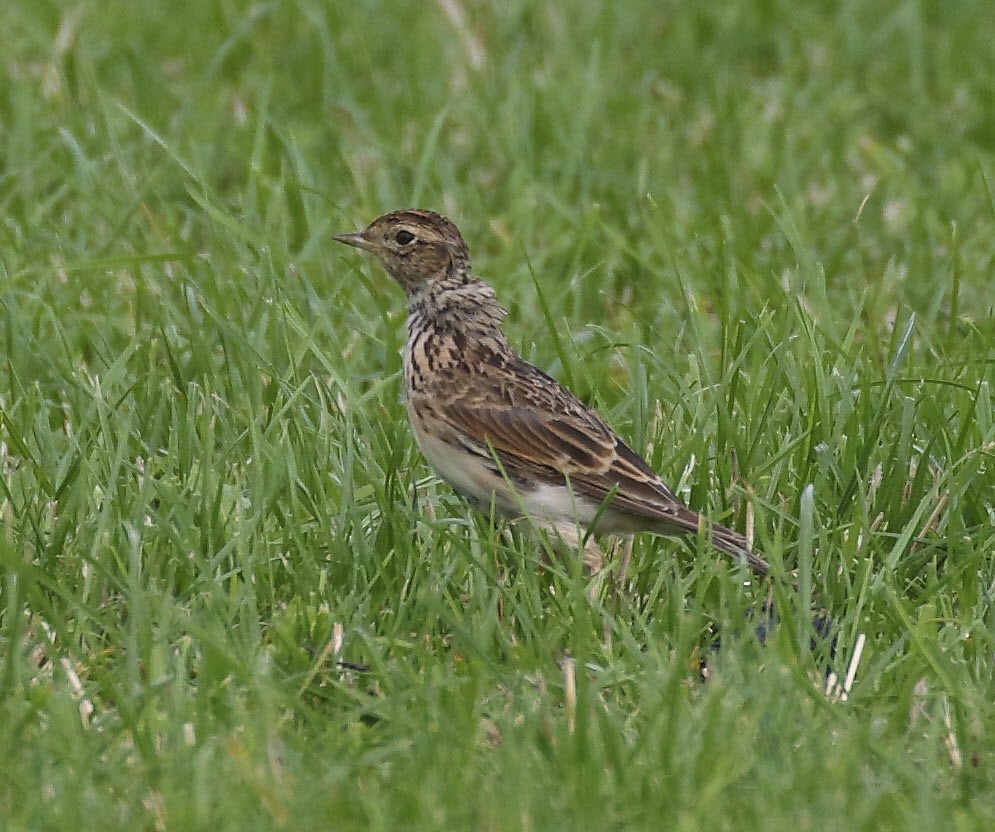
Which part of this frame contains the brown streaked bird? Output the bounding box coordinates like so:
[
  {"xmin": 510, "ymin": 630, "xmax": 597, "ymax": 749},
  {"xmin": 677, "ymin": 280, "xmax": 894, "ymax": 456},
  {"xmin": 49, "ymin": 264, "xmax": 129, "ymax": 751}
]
[{"xmin": 333, "ymin": 209, "xmax": 769, "ymax": 578}]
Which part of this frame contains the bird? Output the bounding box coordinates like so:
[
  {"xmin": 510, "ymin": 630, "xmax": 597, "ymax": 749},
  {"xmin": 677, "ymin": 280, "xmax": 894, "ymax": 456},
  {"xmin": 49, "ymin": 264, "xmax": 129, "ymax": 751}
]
[{"xmin": 333, "ymin": 209, "xmax": 770, "ymax": 580}]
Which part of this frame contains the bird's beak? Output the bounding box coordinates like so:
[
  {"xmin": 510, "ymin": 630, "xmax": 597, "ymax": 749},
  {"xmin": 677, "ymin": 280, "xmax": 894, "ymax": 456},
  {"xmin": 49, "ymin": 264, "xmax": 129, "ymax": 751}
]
[{"xmin": 332, "ymin": 230, "xmax": 376, "ymax": 252}]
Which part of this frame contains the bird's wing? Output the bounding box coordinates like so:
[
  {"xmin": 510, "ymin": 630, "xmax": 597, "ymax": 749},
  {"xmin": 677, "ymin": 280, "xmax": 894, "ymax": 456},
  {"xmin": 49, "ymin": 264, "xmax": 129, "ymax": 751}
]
[{"xmin": 429, "ymin": 394, "xmax": 694, "ymax": 526}]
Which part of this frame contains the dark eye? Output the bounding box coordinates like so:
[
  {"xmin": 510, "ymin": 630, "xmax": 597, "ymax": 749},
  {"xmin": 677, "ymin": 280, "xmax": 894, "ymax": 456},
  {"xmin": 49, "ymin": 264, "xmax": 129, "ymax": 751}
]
[{"xmin": 395, "ymin": 230, "xmax": 415, "ymax": 245}]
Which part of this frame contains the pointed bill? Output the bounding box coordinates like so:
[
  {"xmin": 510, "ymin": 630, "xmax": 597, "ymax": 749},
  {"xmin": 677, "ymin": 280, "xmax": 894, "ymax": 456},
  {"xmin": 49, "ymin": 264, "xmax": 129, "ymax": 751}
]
[{"xmin": 332, "ymin": 230, "xmax": 375, "ymax": 251}]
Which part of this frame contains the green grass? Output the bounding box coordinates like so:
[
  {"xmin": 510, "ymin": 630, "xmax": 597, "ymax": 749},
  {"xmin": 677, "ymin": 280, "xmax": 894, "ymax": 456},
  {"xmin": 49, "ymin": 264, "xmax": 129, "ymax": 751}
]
[{"xmin": 2, "ymin": 1, "xmax": 994, "ymax": 829}]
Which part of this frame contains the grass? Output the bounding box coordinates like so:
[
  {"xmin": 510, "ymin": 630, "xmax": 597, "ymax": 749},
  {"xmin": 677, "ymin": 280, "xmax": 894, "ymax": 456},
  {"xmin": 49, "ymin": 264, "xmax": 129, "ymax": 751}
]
[{"xmin": 2, "ymin": 0, "xmax": 994, "ymax": 829}]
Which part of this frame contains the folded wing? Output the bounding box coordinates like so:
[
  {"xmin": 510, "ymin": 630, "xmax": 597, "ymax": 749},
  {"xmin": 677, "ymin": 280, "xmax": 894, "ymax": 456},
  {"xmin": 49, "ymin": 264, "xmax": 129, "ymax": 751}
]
[{"xmin": 436, "ymin": 398, "xmax": 694, "ymax": 527}]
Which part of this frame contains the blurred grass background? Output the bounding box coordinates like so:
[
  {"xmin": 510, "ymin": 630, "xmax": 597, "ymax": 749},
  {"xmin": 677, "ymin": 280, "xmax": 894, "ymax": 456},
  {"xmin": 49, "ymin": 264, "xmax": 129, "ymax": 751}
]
[{"xmin": 1, "ymin": 1, "xmax": 994, "ymax": 829}]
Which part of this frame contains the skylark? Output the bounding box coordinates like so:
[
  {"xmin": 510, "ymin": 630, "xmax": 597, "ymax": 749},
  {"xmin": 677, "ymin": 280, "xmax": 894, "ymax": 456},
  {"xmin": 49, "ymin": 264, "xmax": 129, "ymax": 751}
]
[{"xmin": 333, "ymin": 209, "xmax": 770, "ymax": 578}]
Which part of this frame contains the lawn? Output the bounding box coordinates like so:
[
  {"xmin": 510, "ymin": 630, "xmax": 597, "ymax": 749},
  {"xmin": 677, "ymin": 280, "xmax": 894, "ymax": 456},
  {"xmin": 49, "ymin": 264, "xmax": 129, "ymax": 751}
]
[{"xmin": 2, "ymin": 1, "xmax": 994, "ymax": 829}]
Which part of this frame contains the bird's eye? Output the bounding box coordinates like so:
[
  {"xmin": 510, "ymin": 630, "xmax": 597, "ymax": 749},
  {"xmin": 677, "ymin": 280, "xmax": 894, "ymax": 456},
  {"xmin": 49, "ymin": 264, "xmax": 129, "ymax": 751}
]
[{"xmin": 395, "ymin": 230, "xmax": 415, "ymax": 245}]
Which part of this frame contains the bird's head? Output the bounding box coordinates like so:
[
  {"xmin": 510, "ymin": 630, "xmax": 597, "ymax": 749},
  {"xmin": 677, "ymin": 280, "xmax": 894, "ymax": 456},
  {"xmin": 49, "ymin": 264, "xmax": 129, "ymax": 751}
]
[{"xmin": 333, "ymin": 209, "xmax": 471, "ymax": 296}]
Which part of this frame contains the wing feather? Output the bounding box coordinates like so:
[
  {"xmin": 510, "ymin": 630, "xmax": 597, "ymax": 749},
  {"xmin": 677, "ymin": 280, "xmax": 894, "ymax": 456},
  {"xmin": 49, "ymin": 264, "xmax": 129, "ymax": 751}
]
[{"xmin": 435, "ymin": 398, "xmax": 691, "ymax": 525}]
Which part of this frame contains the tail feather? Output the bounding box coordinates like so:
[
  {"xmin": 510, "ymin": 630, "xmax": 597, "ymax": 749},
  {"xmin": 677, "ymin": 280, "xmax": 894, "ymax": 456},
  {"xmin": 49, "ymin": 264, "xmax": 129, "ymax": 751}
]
[
  {"xmin": 708, "ymin": 522, "xmax": 770, "ymax": 575},
  {"xmin": 648, "ymin": 508, "xmax": 771, "ymax": 575}
]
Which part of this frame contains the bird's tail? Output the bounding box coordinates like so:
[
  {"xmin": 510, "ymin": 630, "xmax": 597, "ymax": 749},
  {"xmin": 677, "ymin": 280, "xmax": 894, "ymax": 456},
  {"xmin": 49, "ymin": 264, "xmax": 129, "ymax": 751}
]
[{"xmin": 708, "ymin": 522, "xmax": 770, "ymax": 575}]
